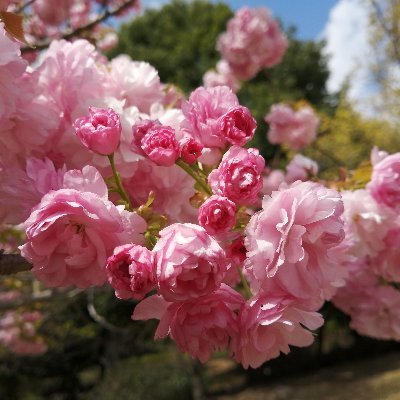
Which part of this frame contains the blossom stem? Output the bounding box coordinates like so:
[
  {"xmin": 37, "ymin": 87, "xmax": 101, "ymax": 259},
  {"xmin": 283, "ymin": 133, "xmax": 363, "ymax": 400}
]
[
  {"xmin": 176, "ymin": 159, "xmax": 212, "ymax": 195},
  {"xmin": 238, "ymin": 268, "xmax": 252, "ymax": 299},
  {"xmin": 107, "ymin": 154, "xmax": 133, "ymax": 211}
]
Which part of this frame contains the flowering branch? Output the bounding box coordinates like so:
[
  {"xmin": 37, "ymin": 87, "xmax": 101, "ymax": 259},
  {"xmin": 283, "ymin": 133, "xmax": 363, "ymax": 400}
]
[{"xmin": 21, "ymin": 0, "xmax": 138, "ymax": 53}]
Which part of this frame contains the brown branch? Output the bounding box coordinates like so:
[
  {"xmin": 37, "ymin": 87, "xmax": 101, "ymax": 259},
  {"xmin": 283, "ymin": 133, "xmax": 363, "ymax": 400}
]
[
  {"xmin": 0, "ymin": 251, "xmax": 32, "ymax": 275},
  {"xmin": 21, "ymin": 0, "xmax": 137, "ymax": 54}
]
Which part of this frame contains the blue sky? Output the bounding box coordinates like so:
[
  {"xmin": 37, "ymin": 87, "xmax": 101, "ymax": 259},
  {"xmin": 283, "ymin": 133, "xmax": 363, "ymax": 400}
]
[{"xmin": 229, "ymin": 0, "xmax": 338, "ymax": 40}]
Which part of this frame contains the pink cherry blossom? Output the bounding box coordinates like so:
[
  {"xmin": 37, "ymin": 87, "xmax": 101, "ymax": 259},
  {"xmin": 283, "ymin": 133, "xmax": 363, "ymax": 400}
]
[
  {"xmin": 217, "ymin": 7, "xmax": 288, "ymax": 80},
  {"xmin": 341, "ymin": 189, "xmax": 396, "ymax": 258},
  {"xmin": 265, "ymin": 104, "xmax": 319, "ymax": 150},
  {"xmin": 0, "ymin": 157, "xmax": 65, "ymax": 225},
  {"xmin": 367, "ymin": 152, "xmax": 400, "ymax": 212},
  {"xmin": 208, "ymin": 146, "xmax": 265, "ymax": 205},
  {"xmin": 20, "ymin": 189, "xmax": 146, "ymax": 288},
  {"xmin": 181, "ymin": 86, "xmax": 239, "ymax": 148},
  {"xmin": 285, "ymin": 154, "xmax": 318, "ymax": 183},
  {"xmin": 261, "ymin": 168, "xmax": 286, "ymax": 196},
  {"xmin": 140, "ymin": 125, "xmax": 180, "ymax": 166},
  {"xmin": 203, "ymin": 60, "xmax": 241, "ymax": 92},
  {"xmin": 0, "ymin": 311, "xmax": 48, "ymax": 356},
  {"xmin": 198, "ymin": 195, "xmax": 236, "ymax": 235},
  {"xmin": 245, "ymin": 181, "xmax": 345, "ymax": 306},
  {"xmin": 123, "ymin": 161, "xmax": 197, "ymax": 224},
  {"xmin": 74, "ymin": 107, "xmax": 122, "ymax": 155},
  {"xmin": 132, "ymin": 284, "xmax": 244, "ymax": 363},
  {"xmin": 231, "ymin": 294, "xmax": 323, "ymax": 369},
  {"xmin": 218, "ymin": 106, "xmax": 257, "ymax": 146},
  {"xmin": 106, "ymin": 244, "xmax": 155, "ymax": 300},
  {"xmin": 153, "ymin": 223, "xmax": 227, "ymax": 302},
  {"xmin": 106, "ymin": 55, "xmax": 164, "ymax": 113}
]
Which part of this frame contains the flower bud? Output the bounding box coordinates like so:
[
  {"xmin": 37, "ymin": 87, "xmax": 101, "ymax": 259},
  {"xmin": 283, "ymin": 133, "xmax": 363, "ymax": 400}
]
[{"xmin": 74, "ymin": 107, "xmax": 121, "ymax": 155}]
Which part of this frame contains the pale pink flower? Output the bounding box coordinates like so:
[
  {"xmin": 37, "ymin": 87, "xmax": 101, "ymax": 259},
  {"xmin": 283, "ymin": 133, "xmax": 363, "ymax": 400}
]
[
  {"xmin": 367, "ymin": 152, "xmax": 400, "ymax": 212},
  {"xmin": 33, "ymin": 0, "xmax": 69, "ymax": 26},
  {"xmin": 285, "ymin": 154, "xmax": 318, "ymax": 183},
  {"xmin": 62, "ymin": 165, "xmax": 108, "ymax": 199},
  {"xmin": 74, "ymin": 107, "xmax": 122, "ymax": 155},
  {"xmin": 218, "ymin": 106, "xmax": 257, "ymax": 146},
  {"xmin": 106, "ymin": 55, "xmax": 164, "ymax": 113},
  {"xmin": 181, "ymin": 86, "xmax": 239, "ymax": 149},
  {"xmin": 261, "ymin": 169, "xmax": 286, "ymax": 196},
  {"xmin": 154, "ymin": 223, "xmax": 227, "ymax": 302},
  {"xmin": 132, "ymin": 284, "xmax": 244, "ymax": 363},
  {"xmin": 179, "ymin": 137, "xmax": 203, "ymax": 164},
  {"xmin": 203, "ymin": 60, "xmax": 241, "ymax": 92},
  {"xmin": 106, "ymin": 244, "xmax": 155, "ymax": 300},
  {"xmin": 208, "ymin": 146, "xmax": 265, "ymax": 205},
  {"xmin": 198, "ymin": 195, "xmax": 236, "ymax": 235},
  {"xmin": 36, "ymin": 39, "xmax": 105, "ymax": 122},
  {"xmin": 0, "ymin": 157, "xmax": 65, "ymax": 225},
  {"xmin": 0, "ymin": 311, "xmax": 48, "ymax": 356},
  {"xmin": 124, "ymin": 161, "xmax": 197, "ymax": 224},
  {"xmin": 370, "ymin": 146, "xmax": 389, "ymax": 166},
  {"xmin": 217, "ymin": 7, "xmax": 288, "ymax": 80},
  {"xmin": 97, "ymin": 31, "xmax": 118, "ymax": 52},
  {"xmin": 20, "ymin": 189, "xmax": 146, "ymax": 288},
  {"xmin": 245, "ymin": 181, "xmax": 345, "ymax": 305},
  {"xmin": 265, "ymin": 104, "xmax": 319, "ymax": 150},
  {"xmin": 373, "ymin": 228, "xmax": 400, "ymax": 283},
  {"xmin": 231, "ymin": 294, "xmax": 323, "ymax": 369},
  {"xmin": 341, "ymin": 189, "xmax": 396, "ymax": 258}
]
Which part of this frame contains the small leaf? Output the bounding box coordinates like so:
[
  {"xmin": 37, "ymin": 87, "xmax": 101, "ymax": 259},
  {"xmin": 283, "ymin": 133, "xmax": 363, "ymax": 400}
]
[{"xmin": 0, "ymin": 11, "xmax": 31, "ymax": 46}]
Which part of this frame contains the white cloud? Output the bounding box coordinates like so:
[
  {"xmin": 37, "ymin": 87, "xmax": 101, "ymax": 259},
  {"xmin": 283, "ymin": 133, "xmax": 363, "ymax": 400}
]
[{"xmin": 322, "ymin": 0, "xmax": 374, "ymax": 101}]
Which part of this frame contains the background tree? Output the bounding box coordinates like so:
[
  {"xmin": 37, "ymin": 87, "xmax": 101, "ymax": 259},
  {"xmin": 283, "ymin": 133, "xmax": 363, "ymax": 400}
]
[{"xmin": 110, "ymin": 0, "xmax": 233, "ymax": 93}]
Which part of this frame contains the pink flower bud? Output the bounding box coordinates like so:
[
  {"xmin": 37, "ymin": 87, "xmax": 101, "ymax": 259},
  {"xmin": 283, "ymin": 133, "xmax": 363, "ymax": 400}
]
[
  {"xmin": 219, "ymin": 106, "xmax": 257, "ymax": 146},
  {"xmin": 74, "ymin": 107, "xmax": 122, "ymax": 155},
  {"xmin": 106, "ymin": 244, "xmax": 155, "ymax": 300},
  {"xmin": 139, "ymin": 125, "xmax": 180, "ymax": 167},
  {"xmin": 180, "ymin": 137, "xmax": 204, "ymax": 164},
  {"xmin": 198, "ymin": 195, "xmax": 236, "ymax": 235}
]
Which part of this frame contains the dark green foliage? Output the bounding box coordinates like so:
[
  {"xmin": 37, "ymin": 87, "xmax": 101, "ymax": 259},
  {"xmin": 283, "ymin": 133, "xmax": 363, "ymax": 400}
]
[{"xmin": 110, "ymin": 0, "xmax": 233, "ymax": 93}]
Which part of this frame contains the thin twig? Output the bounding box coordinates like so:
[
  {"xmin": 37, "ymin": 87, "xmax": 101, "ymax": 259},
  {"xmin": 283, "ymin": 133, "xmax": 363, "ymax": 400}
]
[
  {"xmin": 87, "ymin": 288, "xmax": 130, "ymax": 334},
  {"xmin": 21, "ymin": 0, "xmax": 138, "ymax": 53}
]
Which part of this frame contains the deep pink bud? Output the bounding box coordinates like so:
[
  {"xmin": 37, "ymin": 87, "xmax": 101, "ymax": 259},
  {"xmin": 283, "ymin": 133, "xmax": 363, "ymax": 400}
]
[
  {"xmin": 106, "ymin": 244, "xmax": 155, "ymax": 300},
  {"xmin": 208, "ymin": 146, "xmax": 265, "ymax": 205},
  {"xmin": 73, "ymin": 107, "xmax": 121, "ymax": 155},
  {"xmin": 219, "ymin": 106, "xmax": 257, "ymax": 146},
  {"xmin": 198, "ymin": 195, "xmax": 236, "ymax": 235},
  {"xmin": 131, "ymin": 119, "xmax": 161, "ymax": 148},
  {"xmin": 180, "ymin": 137, "xmax": 204, "ymax": 164},
  {"xmin": 140, "ymin": 125, "xmax": 180, "ymax": 167}
]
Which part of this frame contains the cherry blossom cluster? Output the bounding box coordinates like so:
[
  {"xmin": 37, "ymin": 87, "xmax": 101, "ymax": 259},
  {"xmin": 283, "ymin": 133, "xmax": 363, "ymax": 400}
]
[
  {"xmin": 204, "ymin": 6, "xmax": 288, "ymax": 91},
  {"xmin": 332, "ymin": 148, "xmax": 400, "ymax": 340},
  {"xmin": 0, "ymin": 310, "xmax": 47, "ymax": 356},
  {"xmin": 1, "ymin": 0, "xmax": 138, "ymax": 55},
  {"xmin": 0, "ymin": 17, "xmax": 350, "ymax": 367},
  {"xmin": 265, "ymin": 103, "xmax": 320, "ymax": 150}
]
